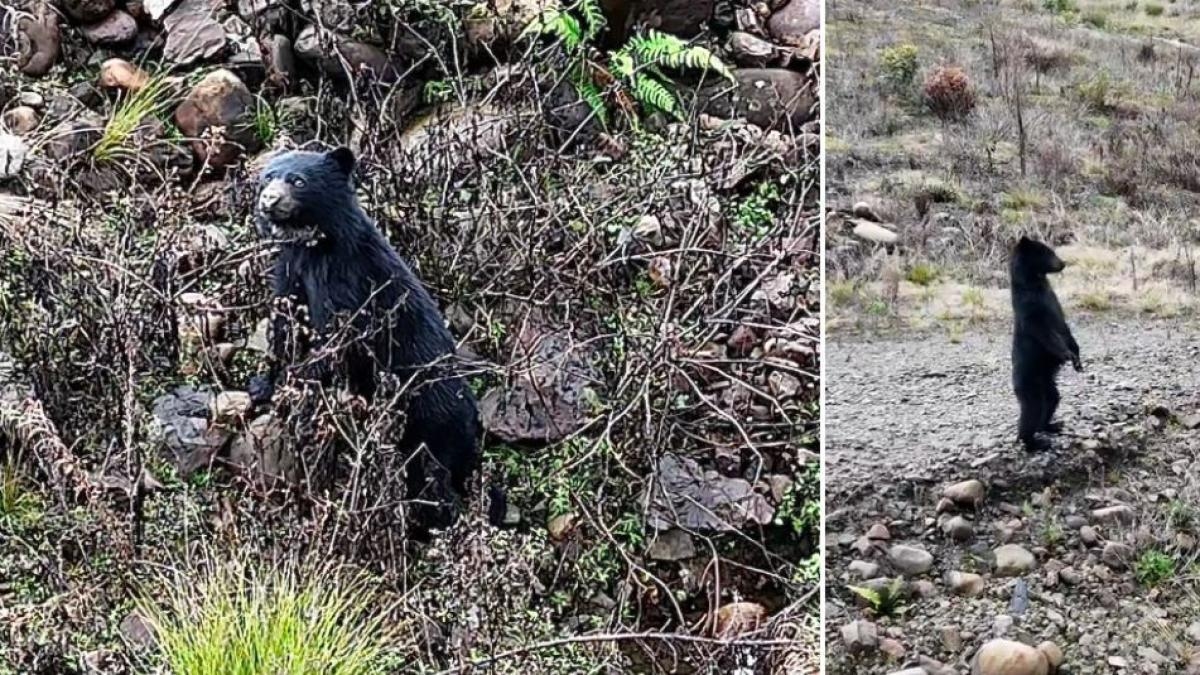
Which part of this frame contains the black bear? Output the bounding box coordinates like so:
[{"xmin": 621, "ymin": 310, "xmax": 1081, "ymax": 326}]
[
  {"xmin": 1010, "ymin": 236, "xmax": 1082, "ymax": 451},
  {"xmin": 248, "ymin": 147, "xmax": 493, "ymax": 528}
]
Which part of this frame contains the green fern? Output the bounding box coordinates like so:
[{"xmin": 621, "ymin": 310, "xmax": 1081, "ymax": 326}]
[
  {"xmin": 574, "ymin": 77, "xmax": 609, "ymax": 126},
  {"xmin": 630, "ymin": 74, "xmax": 680, "ymax": 119},
  {"xmin": 578, "ymin": 0, "xmax": 606, "ymax": 42},
  {"xmin": 628, "ymin": 29, "xmax": 735, "ymax": 82},
  {"xmin": 522, "ymin": 8, "xmax": 585, "ymax": 51}
]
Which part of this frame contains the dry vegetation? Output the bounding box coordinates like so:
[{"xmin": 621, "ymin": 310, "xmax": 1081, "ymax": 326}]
[
  {"xmin": 826, "ymin": 0, "xmax": 1200, "ymax": 331},
  {"xmin": 0, "ymin": 0, "xmax": 819, "ymax": 672}
]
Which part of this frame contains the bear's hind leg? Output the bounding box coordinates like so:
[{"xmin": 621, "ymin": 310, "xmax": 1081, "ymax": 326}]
[
  {"xmin": 1016, "ymin": 383, "xmax": 1049, "ymax": 451},
  {"xmin": 1042, "ymin": 378, "xmax": 1063, "ymax": 434}
]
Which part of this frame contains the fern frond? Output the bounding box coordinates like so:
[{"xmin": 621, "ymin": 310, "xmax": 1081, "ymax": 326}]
[
  {"xmin": 573, "ymin": 80, "xmax": 609, "ymax": 128},
  {"xmin": 610, "ymin": 50, "xmax": 636, "ymax": 80},
  {"xmin": 521, "ymin": 8, "xmax": 585, "ymax": 52},
  {"xmin": 630, "ymin": 29, "xmax": 736, "ymax": 82},
  {"xmin": 630, "ymin": 73, "xmax": 681, "ymax": 120},
  {"xmin": 847, "ymin": 585, "xmax": 881, "ymax": 607},
  {"xmin": 578, "ymin": 0, "xmax": 607, "ymax": 43}
]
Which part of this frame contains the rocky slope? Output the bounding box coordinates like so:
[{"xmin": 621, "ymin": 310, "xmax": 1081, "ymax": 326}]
[{"xmin": 826, "ymin": 318, "xmax": 1200, "ymax": 674}]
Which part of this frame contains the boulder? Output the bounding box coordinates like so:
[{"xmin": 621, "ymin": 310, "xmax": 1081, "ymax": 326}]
[
  {"xmin": 767, "ymin": 0, "xmax": 820, "ymax": 47},
  {"xmin": 82, "ymin": 10, "xmax": 138, "ymax": 46},
  {"xmin": 174, "ymin": 69, "xmax": 261, "ymax": 168},
  {"xmin": 163, "ymin": 0, "xmax": 227, "ymax": 65},
  {"xmin": 701, "ymin": 69, "xmax": 816, "ymax": 131}
]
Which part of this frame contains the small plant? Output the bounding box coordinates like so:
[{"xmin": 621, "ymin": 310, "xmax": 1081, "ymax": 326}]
[
  {"xmin": 1081, "ymin": 9, "xmax": 1109, "ymax": 28},
  {"xmin": 961, "ymin": 287, "xmax": 985, "ymax": 309},
  {"xmin": 1168, "ymin": 499, "xmax": 1195, "ymax": 529},
  {"xmin": 0, "ymin": 456, "xmax": 40, "ymax": 529},
  {"xmin": 847, "ymin": 578, "xmax": 908, "ymax": 617},
  {"xmin": 1039, "ymin": 521, "xmax": 1065, "ymax": 548},
  {"xmin": 923, "ymin": 66, "xmax": 976, "ymax": 120},
  {"xmin": 252, "ymin": 96, "xmax": 277, "ymax": 146},
  {"xmin": 880, "ymin": 44, "xmax": 920, "ymax": 88},
  {"xmin": 422, "ymin": 79, "xmax": 455, "ymax": 104},
  {"xmin": 137, "ymin": 560, "xmax": 398, "ymax": 675},
  {"xmin": 732, "ymin": 181, "xmax": 782, "ymax": 241},
  {"xmin": 1074, "ymin": 71, "xmax": 1121, "ymax": 112},
  {"xmin": 774, "ymin": 463, "xmax": 820, "ymax": 536},
  {"xmin": 1077, "ymin": 291, "xmax": 1112, "ymax": 311},
  {"xmin": 1145, "ymin": 3, "xmax": 1164, "ymax": 16},
  {"xmin": 524, "ymin": 0, "xmax": 734, "ymax": 124},
  {"xmin": 1134, "ymin": 549, "xmax": 1174, "ymax": 586},
  {"xmin": 94, "ymin": 73, "xmax": 176, "ymax": 163},
  {"xmin": 906, "ymin": 262, "xmax": 939, "ymax": 286}
]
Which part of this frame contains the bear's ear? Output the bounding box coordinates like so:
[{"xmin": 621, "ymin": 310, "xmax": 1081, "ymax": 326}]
[{"xmin": 327, "ymin": 147, "xmax": 355, "ymax": 176}]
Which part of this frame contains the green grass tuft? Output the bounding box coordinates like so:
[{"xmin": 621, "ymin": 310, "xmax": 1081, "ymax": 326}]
[
  {"xmin": 136, "ymin": 560, "xmax": 399, "ymax": 675},
  {"xmin": 94, "ymin": 73, "xmax": 176, "ymax": 163}
]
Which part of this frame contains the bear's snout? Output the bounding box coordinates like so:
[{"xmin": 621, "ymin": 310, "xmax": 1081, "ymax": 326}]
[{"xmin": 257, "ymin": 179, "xmax": 295, "ymax": 221}]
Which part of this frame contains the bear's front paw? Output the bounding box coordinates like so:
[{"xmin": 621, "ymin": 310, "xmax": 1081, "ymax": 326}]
[
  {"xmin": 1072, "ymin": 356, "xmax": 1083, "ymax": 372},
  {"xmin": 248, "ymin": 375, "xmax": 275, "ymax": 405}
]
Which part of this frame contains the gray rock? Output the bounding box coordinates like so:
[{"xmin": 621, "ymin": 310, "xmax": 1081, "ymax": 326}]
[
  {"xmin": 946, "ymin": 570, "xmax": 985, "ymax": 596},
  {"xmin": 841, "ymin": 619, "xmax": 879, "ymax": 655},
  {"xmin": 767, "ymin": 0, "xmax": 819, "ymax": 47},
  {"xmin": 943, "ymin": 515, "xmax": 975, "ymax": 541},
  {"xmin": 1092, "ymin": 505, "xmax": 1136, "ymax": 526},
  {"xmin": 994, "ymin": 544, "xmax": 1036, "ymax": 576},
  {"xmin": 941, "ymin": 624, "xmax": 962, "ymax": 653},
  {"xmin": 848, "ymin": 560, "xmax": 880, "ymax": 579},
  {"xmin": 1102, "ymin": 541, "xmax": 1133, "ymax": 569},
  {"xmin": 293, "ymin": 25, "xmax": 398, "ymax": 83},
  {"xmin": 82, "ymin": 10, "xmax": 137, "ymax": 46},
  {"xmin": 163, "ymin": 0, "xmax": 227, "ymax": 65},
  {"xmin": 645, "ymin": 453, "xmax": 774, "ymax": 531},
  {"xmin": 227, "ymin": 412, "xmax": 296, "ymax": 486},
  {"xmin": 1080, "ymin": 525, "xmax": 1100, "ymax": 546},
  {"xmin": 647, "ymin": 529, "xmax": 696, "ymax": 561},
  {"xmin": 888, "ymin": 544, "xmax": 934, "ymax": 576},
  {"xmin": 699, "ymin": 68, "xmax": 816, "ymax": 131},
  {"xmin": 149, "ymin": 385, "xmax": 231, "ymax": 478},
  {"xmin": 728, "ymin": 31, "xmax": 779, "ymax": 67},
  {"xmin": 3, "ymin": 107, "xmax": 39, "ymax": 135},
  {"xmin": 944, "ymin": 479, "xmax": 986, "ymax": 508}
]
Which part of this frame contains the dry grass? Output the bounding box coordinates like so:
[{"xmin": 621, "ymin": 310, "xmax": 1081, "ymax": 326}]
[{"xmin": 827, "ymin": 0, "xmax": 1200, "ymax": 328}]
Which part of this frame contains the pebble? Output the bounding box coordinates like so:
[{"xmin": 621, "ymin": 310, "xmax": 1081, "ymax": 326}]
[
  {"xmin": 971, "ymin": 638, "xmax": 1050, "ymax": 675},
  {"xmin": 848, "ymin": 560, "xmax": 879, "ymax": 579},
  {"xmin": 1079, "ymin": 525, "xmax": 1100, "ymax": 546},
  {"xmin": 944, "ymin": 479, "xmax": 986, "ymax": 507},
  {"xmin": 946, "ymin": 570, "xmax": 985, "ymax": 596},
  {"xmin": 1091, "ymin": 505, "xmax": 1136, "ymax": 525}
]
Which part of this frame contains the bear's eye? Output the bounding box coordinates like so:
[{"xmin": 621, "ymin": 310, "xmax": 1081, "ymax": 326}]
[{"xmin": 289, "ymin": 176, "xmax": 306, "ymax": 188}]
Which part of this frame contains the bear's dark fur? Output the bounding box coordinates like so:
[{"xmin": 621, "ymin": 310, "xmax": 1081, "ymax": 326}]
[
  {"xmin": 1010, "ymin": 236, "xmax": 1082, "ymax": 451},
  {"xmin": 249, "ymin": 147, "xmax": 493, "ymax": 528}
]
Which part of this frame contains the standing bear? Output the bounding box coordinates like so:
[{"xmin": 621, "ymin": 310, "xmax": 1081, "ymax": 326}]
[
  {"xmin": 1010, "ymin": 236, "xmax": 1082, "ymax": 451},
  {"xmin": 248, "ymin": 146, "xmax": 494, "ymax": 529}
]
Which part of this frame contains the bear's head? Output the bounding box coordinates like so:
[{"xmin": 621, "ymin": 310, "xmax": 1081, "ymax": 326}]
[
  {"xmin": 1012, "ymin": 235, "xmax": 1065, "ymax": 276},
  {"xmin": 255, "ymin": 147, "xmax": 356, "ymax": 240}
]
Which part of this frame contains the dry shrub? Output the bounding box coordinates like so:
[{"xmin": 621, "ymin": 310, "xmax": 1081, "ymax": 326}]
[{"xmin": 923, "ymin": 66, "xmax": 976, "ymax": 121}]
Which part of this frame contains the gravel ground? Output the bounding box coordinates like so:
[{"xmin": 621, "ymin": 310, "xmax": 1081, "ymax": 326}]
[{"xmin": 824, "ymin": 317, "xmax": 1200, "ymax": 675}]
